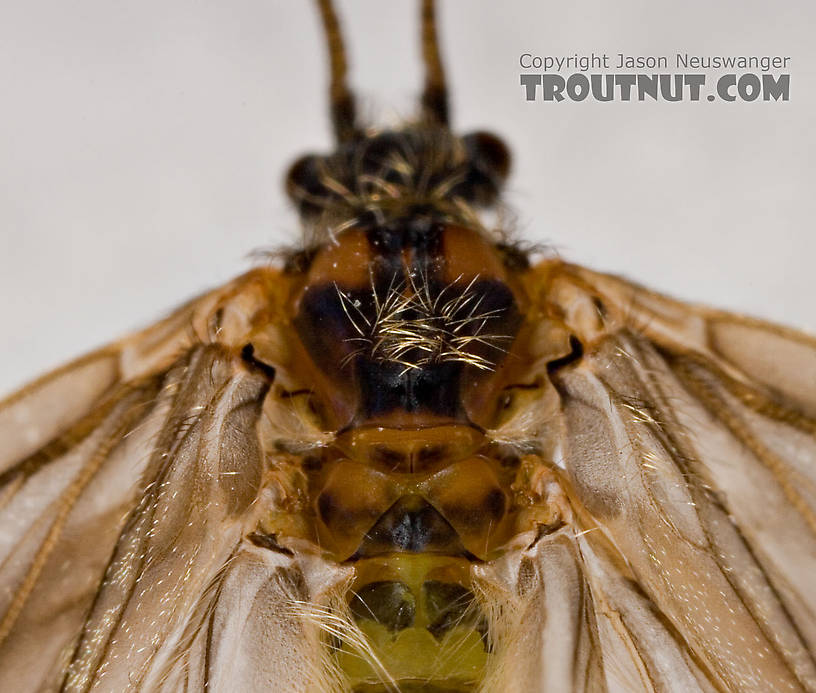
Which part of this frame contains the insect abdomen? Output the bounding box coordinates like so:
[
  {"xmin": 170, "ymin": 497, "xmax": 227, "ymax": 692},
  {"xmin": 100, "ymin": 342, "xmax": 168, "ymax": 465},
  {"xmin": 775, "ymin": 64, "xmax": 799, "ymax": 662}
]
[{"xmin": 339, "ymin": 554, "xmax": 489, "ymax": 692}]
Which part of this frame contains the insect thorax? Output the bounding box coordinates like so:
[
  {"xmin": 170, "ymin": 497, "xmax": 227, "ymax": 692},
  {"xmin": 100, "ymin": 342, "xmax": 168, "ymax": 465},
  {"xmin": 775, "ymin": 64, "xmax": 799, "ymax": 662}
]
[{"xmin": 251, "ymin": 174, "xmax": 567, "ymax": 691}]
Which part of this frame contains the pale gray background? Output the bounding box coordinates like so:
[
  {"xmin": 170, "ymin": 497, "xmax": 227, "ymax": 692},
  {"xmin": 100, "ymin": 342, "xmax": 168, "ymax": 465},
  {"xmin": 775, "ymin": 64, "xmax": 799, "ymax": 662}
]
[{"xmin": 1, "ymin": 0, "xmax": 814, "ymax": 394}]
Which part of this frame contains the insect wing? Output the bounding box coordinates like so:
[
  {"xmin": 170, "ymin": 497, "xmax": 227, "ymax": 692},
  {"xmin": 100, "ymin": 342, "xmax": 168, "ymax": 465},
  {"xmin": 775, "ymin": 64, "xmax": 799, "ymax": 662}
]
[
  {"xmin": 497, "ymin": 263, "xmax": 816, "ymax": 691},
  {"xmin": 0, "ymin": 271, "xmax": 330, "ymax": 691}
]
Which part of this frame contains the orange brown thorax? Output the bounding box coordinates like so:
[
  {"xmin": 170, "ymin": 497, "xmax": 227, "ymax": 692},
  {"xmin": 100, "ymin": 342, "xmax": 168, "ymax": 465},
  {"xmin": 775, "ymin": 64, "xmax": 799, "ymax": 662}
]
[{"xmin": 271, "ymin": 196, "xmax": 542, "ymax": 689}]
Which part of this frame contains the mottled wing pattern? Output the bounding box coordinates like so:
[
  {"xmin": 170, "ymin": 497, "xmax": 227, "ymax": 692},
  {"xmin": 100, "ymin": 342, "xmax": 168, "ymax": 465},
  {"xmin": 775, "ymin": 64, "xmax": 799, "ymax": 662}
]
[
  {"xmin": 0, "ymin": 270, "xmax": 328, "ymax": 692},
  {"xmin": 485, "ymin": 263, "xmax": 816, "ymax": 692}
]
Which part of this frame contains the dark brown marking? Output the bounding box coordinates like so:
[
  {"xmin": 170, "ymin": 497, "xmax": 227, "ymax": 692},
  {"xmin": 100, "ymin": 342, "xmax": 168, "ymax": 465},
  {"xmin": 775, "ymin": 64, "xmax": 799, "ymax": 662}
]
[
  {"xmin": 546, "ymin": 335, "xmax": 584, "ymax": 374},
  {"xmin": 240, "ymin": 343, "xmax": 277, "ymax": 381},
  {"xmin": 248, "ymin": 532, "xmax": 294, "ymax": 556}
]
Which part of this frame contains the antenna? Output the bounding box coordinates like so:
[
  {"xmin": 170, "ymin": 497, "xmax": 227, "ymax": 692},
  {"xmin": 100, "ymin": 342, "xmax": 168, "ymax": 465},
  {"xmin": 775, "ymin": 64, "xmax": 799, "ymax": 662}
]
[
  {"xmin": 315, "ymin": 0, "xmax": 358, "ymax": 142},
  {"xmin": 314, "ymin": 0, "xmax": 451, "ymax": 140},
  {"xmin": 420, "ymin": 0, "xmax": 449, "ymax": 126}
]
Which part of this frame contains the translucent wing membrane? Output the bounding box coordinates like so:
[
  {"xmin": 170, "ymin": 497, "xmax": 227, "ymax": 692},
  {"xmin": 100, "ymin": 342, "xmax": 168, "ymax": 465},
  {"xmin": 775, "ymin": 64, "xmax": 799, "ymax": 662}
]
[
  {"xmin": 0, "ymin": 272, "xmax": 349, "ymax": 692},
  {"xmin": 0, "ymin": 343, "xmax": 265, "ymax": 690},
  {"xmin": 475, "ymin": 264, "xmax": 816, "ymax": 692},
  {"xmin": 564, "ymin": 337, "xmax": 815, "ymax": 690},
  {"xmin": 0, "ymin": 351, "xmax": 121, "ymax": 470},
  {"xmin": 61, "ymin": 346, "xmax": 269, "ymax": 691}
]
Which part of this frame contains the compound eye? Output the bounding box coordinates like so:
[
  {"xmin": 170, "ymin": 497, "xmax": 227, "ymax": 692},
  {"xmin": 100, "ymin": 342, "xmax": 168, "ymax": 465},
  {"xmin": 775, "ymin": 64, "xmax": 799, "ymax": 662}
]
[
  {"xmin": 462, "ymin": 131, "xmax": 511, "ymax": 185},
  {"xmin": 452, "ymin": 131, "xmax": 512, "ymax": 206},
  {"xmin": 285, "ymin": 154, "xmax": 328, "ymax": 215}
]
